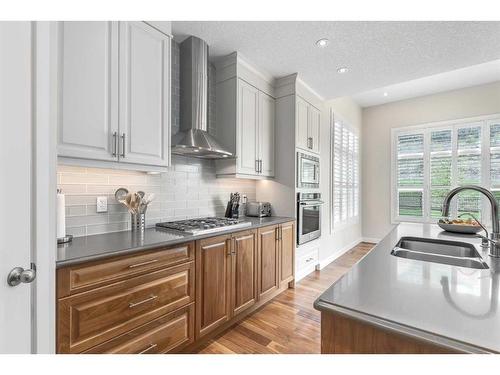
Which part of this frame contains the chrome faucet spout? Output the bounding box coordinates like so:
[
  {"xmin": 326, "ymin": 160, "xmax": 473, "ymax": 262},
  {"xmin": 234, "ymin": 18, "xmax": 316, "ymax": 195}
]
[{"xmin": 442, "ymin": 185, "xmax": 500, "ymax": 257}]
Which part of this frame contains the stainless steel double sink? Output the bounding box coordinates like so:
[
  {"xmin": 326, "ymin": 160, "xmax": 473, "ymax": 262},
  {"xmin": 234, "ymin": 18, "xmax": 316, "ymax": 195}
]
[{"xmin": 391, "ymin": 237, "xmax": 489, "ymax": 269}]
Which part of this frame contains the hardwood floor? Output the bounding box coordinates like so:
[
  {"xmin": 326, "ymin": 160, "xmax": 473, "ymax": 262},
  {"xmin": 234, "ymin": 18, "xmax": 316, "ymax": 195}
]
[{"xmin": 193, "ymin": 242, "xmax": 375, "ymax": 354}]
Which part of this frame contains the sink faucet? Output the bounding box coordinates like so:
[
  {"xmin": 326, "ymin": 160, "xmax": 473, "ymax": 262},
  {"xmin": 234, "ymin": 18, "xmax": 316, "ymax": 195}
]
[{"xmin": 442, "ymin": 185, "xmax": 500, "ymax": 257}]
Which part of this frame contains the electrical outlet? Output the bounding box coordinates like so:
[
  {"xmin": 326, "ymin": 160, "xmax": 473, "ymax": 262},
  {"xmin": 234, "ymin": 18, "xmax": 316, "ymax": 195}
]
[{"xmin": 96, "ymin": 196, "xmax": 108, "ymax": 213}]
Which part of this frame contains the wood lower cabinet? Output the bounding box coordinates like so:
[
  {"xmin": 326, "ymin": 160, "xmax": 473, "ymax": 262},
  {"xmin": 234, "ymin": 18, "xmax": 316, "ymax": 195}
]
[
  {"xmin": 232, "ymin": 230, "xmax": 258, "ymax": 316},
  {"xmin": 57, "ymin": 242, "xmax": 194, "ymax": 298},
  {"xmin": 257, "ymin": 225, "xmax": 280, "ymax": 300},
  {"xmin": 279, "ymin": 221, "xmax": 295, "ymax": 285},
  {"xmin": 84, "ymin": 304, "xmax": 194, "ymax": 354},
  {"xmin": 195, "ymin": 234, "xmax": 233, "ymax": 339},
  {"xmin": 58, "ymin": 262, "xmax": 194, "ymax": 353},
  {"xmin": 57, "ymin": 221, "xmax": 295, "ymax": 354}
]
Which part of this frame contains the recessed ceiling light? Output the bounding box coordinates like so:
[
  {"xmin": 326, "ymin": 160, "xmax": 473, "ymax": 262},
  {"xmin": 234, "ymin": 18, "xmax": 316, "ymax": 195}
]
[
  {"xmin": 383, "ymin": 92, "xmax": 388, "ymax": 97},
  {"xmin": 337, "ymin": 67, "xmax": 349, "ymax": 74},
  {"xmin": 316, "ymin": 38, "xmax": 329, "ymax": 48}
]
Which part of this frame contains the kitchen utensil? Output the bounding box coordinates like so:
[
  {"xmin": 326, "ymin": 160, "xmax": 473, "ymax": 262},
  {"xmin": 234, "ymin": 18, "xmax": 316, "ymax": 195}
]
[
  {"xmin": 115, "ymin": 188, "xmax": 129, "ymax": 203},
  {"xmin": 137, "ymin": 191, "xmax": 145, "ymax": 199},
  {"xmin": 131, "ymin": 212, "xmax": 145, "ymax": 232}
]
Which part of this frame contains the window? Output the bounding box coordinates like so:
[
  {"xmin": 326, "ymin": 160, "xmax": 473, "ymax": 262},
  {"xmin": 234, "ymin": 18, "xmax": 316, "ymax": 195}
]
[
  {"xmin": 392, "ymin": 114, "xmax": 500, "ymax": 223},
  {"xmin": 332, "ymin": 116, "xmax": 359, "ymax": 229}
]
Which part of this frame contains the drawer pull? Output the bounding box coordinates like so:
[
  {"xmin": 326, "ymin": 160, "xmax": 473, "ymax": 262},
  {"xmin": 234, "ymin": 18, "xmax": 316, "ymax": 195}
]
[
  {"xmin": 138, "ymin": 343, "xmax": 157, "ymax": 354},
  {"xmin": 128, "ymin": 259, "xmax": 159, "ymax": 269},
  {"xmin": 305, "ymin": 257, "xmax": 315, "ymax": 263},
  {"xmin": 128, "ymin": 295, "xmax": 158, "ymax": 308}
]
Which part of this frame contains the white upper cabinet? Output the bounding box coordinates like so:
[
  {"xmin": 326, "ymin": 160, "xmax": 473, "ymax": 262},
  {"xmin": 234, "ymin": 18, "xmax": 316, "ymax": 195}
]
[
  {"xmin": 56, "ymin": 21, "xmax": 171, "ymax": 169},
  {"xmin": 215, "ymin": 53, "xmax": 276, "ymax": 179},
  {"xmin": 296, "ymin": 95, "xmax": 320, "ymax": 154},
  {"xmin": 258, "ymin": 91, "xmax": 275, "ymax": 177},
  {"xmin": 296, "ymin": 97, "xmax": 309, "ymax": 151},
  {"xmin": 308, "ymin": 105, "xmax": 321, "ymax": 154},
  {"xmin": 119, "ymin": 22, "xmax": 170, "ymax": 167},
  {"xmin": 56, "ymin": 21, "xmax": 119, "ymax": 161},
  {"xmin": 237, "ymin": 79, "xmax": 260, "ymax": 175}
]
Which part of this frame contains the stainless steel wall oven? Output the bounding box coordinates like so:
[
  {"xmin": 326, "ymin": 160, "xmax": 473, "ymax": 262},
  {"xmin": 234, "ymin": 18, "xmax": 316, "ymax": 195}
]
[{"xmin": 297, "ymin": 192, "xmax": 323, "ymax": 245}]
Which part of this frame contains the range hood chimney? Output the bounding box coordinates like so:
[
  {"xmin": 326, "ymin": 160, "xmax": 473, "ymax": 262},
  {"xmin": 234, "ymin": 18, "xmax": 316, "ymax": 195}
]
[{"xmin": 171, "ymin": 36, "xmax": 233, "ymax": 159}]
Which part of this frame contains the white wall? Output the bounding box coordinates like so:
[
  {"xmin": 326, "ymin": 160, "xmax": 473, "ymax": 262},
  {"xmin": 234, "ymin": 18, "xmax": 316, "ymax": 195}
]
[
  {"xmin": 319, "ymin": 97, "xmax": 363, "ymax": 266},
  {"xmin": 362, "ymin": 81, "xmax": 500, "ymax": 240}
]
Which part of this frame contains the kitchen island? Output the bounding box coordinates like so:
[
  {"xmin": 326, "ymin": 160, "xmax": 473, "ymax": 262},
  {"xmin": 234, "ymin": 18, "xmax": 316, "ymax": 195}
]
[{"xmin": 314, "ymin": 223, "xmax": 500, "ymax": 354}]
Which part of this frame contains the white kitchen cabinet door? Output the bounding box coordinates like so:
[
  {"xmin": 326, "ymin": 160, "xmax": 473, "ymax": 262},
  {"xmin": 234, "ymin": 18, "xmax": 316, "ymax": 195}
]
[
  {"xmin": 296, "ymin": 96, "xmax": 309, "ymax": 151},
  {"xmin": 237, "ymin": 79, "xmax": 259, "ymax": 175},
  {"xmin": 308, "ymin": 105, "xmax": 321, "ymax": 154},
  {"xmin": 119, "ymin": 21, "xmax": 171, "ymax": 167},
  {"xmin": 259, "ymin": 91, "xmax": 275, "ymax": 177},
  {"xmin": 56, "ymin": 21, "xmax": 119, "ymax": 161}
]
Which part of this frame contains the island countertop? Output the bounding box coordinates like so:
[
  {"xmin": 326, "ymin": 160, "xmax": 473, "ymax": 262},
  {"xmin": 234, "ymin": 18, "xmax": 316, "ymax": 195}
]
[
  {"xmin": 314, "ymin": 223, "xmax": 500, "ymax": 354},
  {"xmin": 57, "ymin": 216, "xmax": 294, "ymax": 268}
]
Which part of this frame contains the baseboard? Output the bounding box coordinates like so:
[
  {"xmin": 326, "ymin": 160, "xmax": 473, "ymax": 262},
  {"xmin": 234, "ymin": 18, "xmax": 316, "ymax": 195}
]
[
  {"xmin": 362, "ymin": 237, "xmax": 381, "ymax": 244},
  {"xmin": 295, "ymin": 264, "xmax": 317, "ymax": 283},
  {"xmin": 317, "ymin": 237, "xmax": 364, "ymax": 270}
]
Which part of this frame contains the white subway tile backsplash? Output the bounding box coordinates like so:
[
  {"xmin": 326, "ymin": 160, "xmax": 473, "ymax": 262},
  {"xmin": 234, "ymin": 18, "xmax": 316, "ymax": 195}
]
[{"xmin": 57, "ymin": 161, "xmax": 256, "ymax": 237}]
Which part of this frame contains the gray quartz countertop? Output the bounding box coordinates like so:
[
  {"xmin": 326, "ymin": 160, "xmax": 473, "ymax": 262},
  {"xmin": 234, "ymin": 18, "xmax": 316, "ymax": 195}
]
[
  {"xmin": 57, "ymin": 216, "xmax": 294, "ymax": 268},
  {"xmin": 314, "ymin": 223, "xmax": 500, "ymax": 353}
]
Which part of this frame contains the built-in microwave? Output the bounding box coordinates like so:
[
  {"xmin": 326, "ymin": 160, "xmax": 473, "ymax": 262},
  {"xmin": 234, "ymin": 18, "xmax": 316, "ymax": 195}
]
[{"xmin": 297, "ymin": 152, "xmax": 320, "ymax": 189}]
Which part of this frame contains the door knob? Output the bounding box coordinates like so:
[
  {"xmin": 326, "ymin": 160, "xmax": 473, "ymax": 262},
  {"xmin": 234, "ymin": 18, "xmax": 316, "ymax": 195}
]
[{"xmin": 7, "ymin": 263, "xmax": 36, "ymax": 286}]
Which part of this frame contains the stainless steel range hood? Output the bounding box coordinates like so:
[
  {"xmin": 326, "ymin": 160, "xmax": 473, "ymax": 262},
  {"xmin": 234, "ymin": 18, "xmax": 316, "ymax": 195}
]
[{"xmin": 171, "ymin": 36, "xmax": 233, "ymax": 159}]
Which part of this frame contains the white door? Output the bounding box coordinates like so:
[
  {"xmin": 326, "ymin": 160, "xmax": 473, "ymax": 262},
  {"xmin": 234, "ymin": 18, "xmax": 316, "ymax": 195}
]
[
  {"xmin": 296, "ymin": 96, "xmax": 309, "ymax": 151},
  {"xmin": 258, "ymin": 91, "xmax": 275, "ymax": 177},
  {"xmin": 119, "ymin": 21, "xmax": 171, "ymax": 167},
  {"xmin": 237, "ymin": 79, "xmax": 259, "ymax": 175},
  {"xmin": 0, "ymin": 22, "xmax": 36, "ymax": 353},
  {"xmin": 56, "ymin": 21, "xmax": 119, "ymax": 162},
  {"xmin": 308, "ymin": 105, "xmax": 321, "ymax": 154}
]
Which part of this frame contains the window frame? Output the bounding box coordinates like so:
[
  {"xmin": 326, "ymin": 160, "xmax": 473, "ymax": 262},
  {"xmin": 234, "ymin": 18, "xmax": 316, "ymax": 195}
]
[
  {"xmin": 391, "ymin": 113, "xmax": 500, "ymax": 225},
  {"xmin": 331, "ymin": 110, "xmax": 360, "ymax": 233}
]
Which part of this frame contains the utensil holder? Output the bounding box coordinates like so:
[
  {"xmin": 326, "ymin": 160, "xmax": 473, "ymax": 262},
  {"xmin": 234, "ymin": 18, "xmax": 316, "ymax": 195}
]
[{"xmin": 131, "ymin": 213, "xmax": 145, "ymax": 232}]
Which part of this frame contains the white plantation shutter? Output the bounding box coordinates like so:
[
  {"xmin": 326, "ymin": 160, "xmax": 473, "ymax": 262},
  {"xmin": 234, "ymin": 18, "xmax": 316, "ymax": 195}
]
[
  {"xmin": 430, "ymin": 129, "xmax": 452, "ymax": 218},
  {"xmin": 393, "ymin": 115, "xmax": 500, "ymax": 223},
  {"xmin": 397, "ymin": 133, "xmax": 424, "ymax": 217},
  {"xmin": 456, "ymin": 125, "xmax": 482, "ymax": 218},
  {"xmin": 490, "ymin": 120, "xmax": 500, "ymax": 208},
  {"xmin": 332, "ymin": 118, "xmax": 359, "ymax": 229}
]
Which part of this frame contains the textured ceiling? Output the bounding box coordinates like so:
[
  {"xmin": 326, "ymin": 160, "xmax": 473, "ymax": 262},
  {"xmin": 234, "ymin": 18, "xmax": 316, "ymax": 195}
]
[{"xmin": 172, "ymin": 21, "xmax": 500, "ymax": 100}]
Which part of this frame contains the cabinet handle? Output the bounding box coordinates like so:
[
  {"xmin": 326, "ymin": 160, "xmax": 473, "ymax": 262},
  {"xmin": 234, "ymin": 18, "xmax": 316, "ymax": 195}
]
[
  {"xmin": 227, "ymin": 239, "xmax": 232, "ymax": 256},
  {"xmin": 259, "ymin": 159, "xmax": 263, "ymax": 173},
  {"xmin": 112, "ymin": 132, "xmax": 118, "ymax": 156},
  {"xmin": 138, "ymin": 343, "xmax": 157, "ymax": 354},
  {"xmin": 128, "ymin": 259, "xmax": 158, "ymax": 269},
  {"xmin": 255, "ymin": 159, "xmax": 259, "ymax": 173},
  {"xmin": 308, "ymin": 137, "xmax": 313, "ymax": 149},
  {"xmin": 120, "ymin": 133, "xmax": 126, "ymax": 158},
  {"xmin": 128, "ymin": 295, "xmax": 157, "ymax": 308}
]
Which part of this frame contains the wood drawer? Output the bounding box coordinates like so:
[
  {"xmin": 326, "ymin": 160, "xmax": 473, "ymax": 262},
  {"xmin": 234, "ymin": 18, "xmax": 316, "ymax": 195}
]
[
  {"xmin": 57, "ymin": 262, "xmax": 194, "ymax": 353},
  {"xmin": 84, "ymin": 304, "xmax": 194, "ymax": 354},
  {"xmin": 57, "ymin": 242, "xmax": 194, "ymax": 298}
]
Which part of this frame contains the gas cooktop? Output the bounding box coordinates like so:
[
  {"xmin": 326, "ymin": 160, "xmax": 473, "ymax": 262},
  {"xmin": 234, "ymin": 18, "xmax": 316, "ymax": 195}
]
[{"xmin": 155, "ymin": 217, "xmax": 252, "ymax": 235}]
